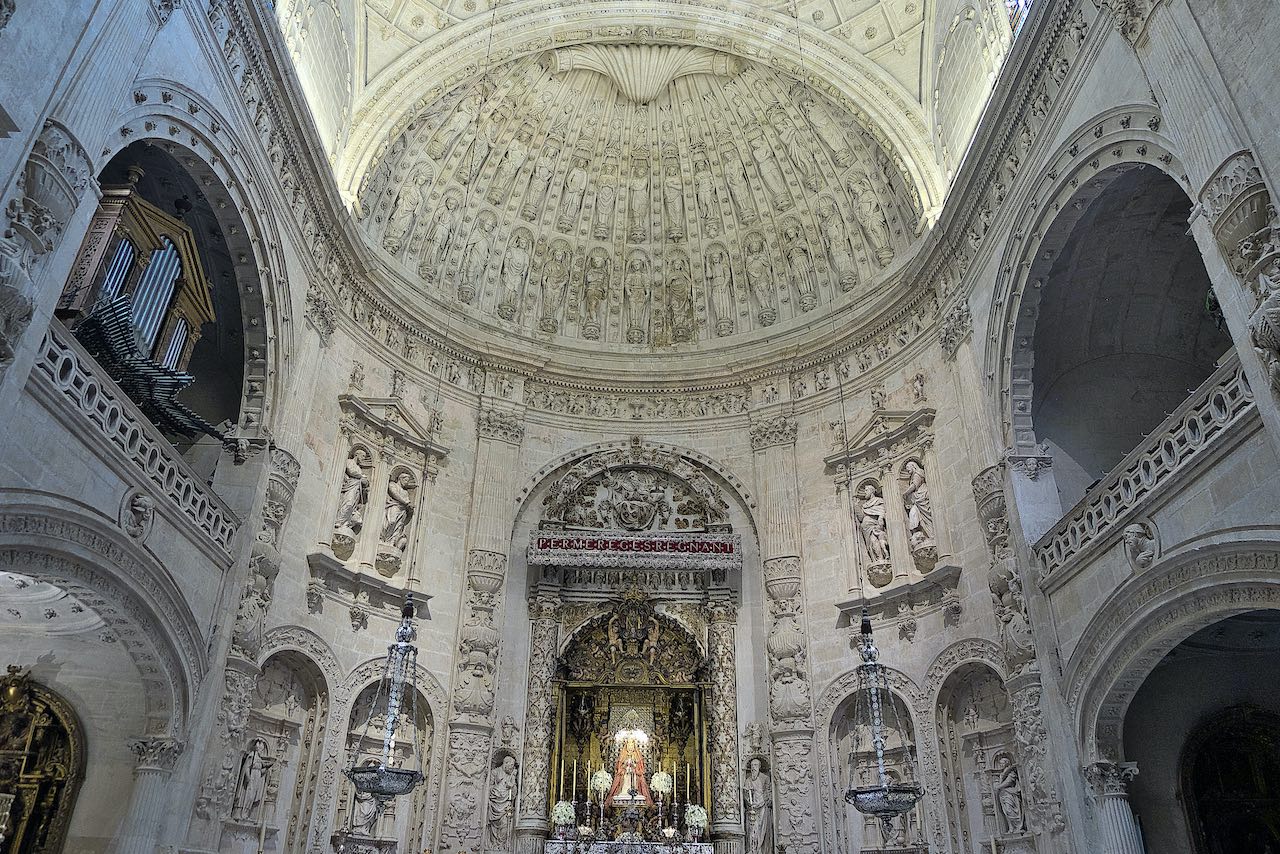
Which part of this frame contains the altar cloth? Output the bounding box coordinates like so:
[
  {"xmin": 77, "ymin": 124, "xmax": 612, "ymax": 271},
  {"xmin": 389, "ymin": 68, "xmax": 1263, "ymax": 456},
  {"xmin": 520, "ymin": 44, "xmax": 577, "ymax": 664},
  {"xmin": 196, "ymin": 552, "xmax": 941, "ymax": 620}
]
[{"xmin": 544, "ymin": 842, "xmax": 714, "ymax": 853}]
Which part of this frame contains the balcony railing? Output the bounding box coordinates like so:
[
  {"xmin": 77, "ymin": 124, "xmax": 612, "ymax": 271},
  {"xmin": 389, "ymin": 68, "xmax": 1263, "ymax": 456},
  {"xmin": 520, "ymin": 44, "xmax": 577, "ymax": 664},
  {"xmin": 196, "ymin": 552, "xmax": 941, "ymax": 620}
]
[
  {"xmin": 1035, "ymin": 353, "xmax": 1255, "ymax": 579},
  {"xmin": 29, "ymin": 321, "xmax": 239, "ymax": 556}
]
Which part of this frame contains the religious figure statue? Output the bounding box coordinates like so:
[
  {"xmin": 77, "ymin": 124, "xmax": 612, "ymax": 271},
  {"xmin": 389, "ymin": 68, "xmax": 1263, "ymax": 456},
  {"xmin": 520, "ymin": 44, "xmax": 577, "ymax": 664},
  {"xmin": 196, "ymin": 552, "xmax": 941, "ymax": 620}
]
[
  {"xmin": 744, "ymin": 234, "xmax": 777, "ymax": 325},
  {"xmin": 486, "ymin": 754, "xmax": 519, "ymax": 849},
  {"xmin": 606, "ymin": 736, "xmax": 653, "ymax": 807},
  {"xmin": 381, "ymin": 472, "xmax": 416, "ymax": 552},
  {"xmin": 624, "ymin": 253, "xmax": 650, "ymax": 344},
  {"xmin": 607, "ymin": 612, "xmax": 623, "ymax": 666},
  {"xmin": 800, "ymin": 97, "xmax": 853, "ymax": 166},
  {"xmin": 854, "ymin": 483, "xmax": 891, "ymax": 563},
  {"xmin": 994, "ymin": 755, "xmax": 1026, "ymax": 834},
  {"xmin": 334, "ymin": 448, "xmax": 370, "ymax": 535},
  {"xmin": 428, "ymin": 88, "xmax": 483, "ymax": 159},
  {"xmin": 460, "ymin": 214, "xmax": 496, "ymax": 304},
  {"xmin": 667, "ymin": 254, "xmax": 694, "ymax": 343},
  {"xmin": 743, "ymin": 758, "xmax": 773, "ymax": 854},
  {"xmin": 663, "ymin": 163, "xmax": 686, "ymax": 240},
  {"xmin": 593, "ymin": 168, "xmax": 618, "ymax": 239},
  {"xmin": 694, "ymin": 161, "xmax": 718, "ymax": 227},
  {"xmin": 487, "ymin": 128, "xmax": 531, "ymax": 204},
  {"xmin": 707, "ymin": 247, "xmax": 734, "ymax": 337},
  {"xmin": 750, "ymin": 135, "xmax": 789, "ymax": 211},
  {"xmin": 557, "ymin": 156, "xmax": 590, "ymax": 231},
  {"xmin": 423, "ymin": 193, "xmax": 462, "ymax": 275},
  {"xmin": 521, "ymin": 145, "xmax": 559, "ymax": 219},
  {"xmin": 628, "ymin": 166, "xmax": 651, "ymax": 242},
  {"xmin": 902, "ymin": 460, "xmax": 934, "ymax": 549},
  {"xmin": 539, "ymin": 244, "xmax": 571, "ymax": 333},
  {"xmin": 383, "ymin": 171, "xmax": 428, "ymax": 254},
  {"xmin": 816, "ymin": 195, "xmax": 858, "ymax": 292},
  {"xmin": 607, "ymin": 470, "xmax": 666, "ymax": 530},
  {"xmin": 847, "ymin": 170, "xmax": 894, "ymax": 266},
  {"xmin": 724, "ymin": 146, "xmax": 757, "ymax": 223},
  {"xmin": 582, "ymin": 250, "xmax": 609, "ymax": 340},
  {"xmin": 1123, "ymin": 522, "xmax": 1157, "ymax": 570},
  {"xmin": 498, "ymin": 232, "xmax": 531, "ymax": 320},
  {"xmin": 454, "ymin": 650, "xmax": 496, "ymax": 715},
  {"xmin": 782, "ymin": 223, "xmax": 818, "ymax": 312},
  {"xmin": 455, "ymin": 126, "xmax": 491, "ymax": 184},
  {"xmin": 231, "ymin": 738, "xmax": 270, "ymax": 822},
  {"xmin": 351, "ymin": 760, "xmax": 385, "ymax": 836}
]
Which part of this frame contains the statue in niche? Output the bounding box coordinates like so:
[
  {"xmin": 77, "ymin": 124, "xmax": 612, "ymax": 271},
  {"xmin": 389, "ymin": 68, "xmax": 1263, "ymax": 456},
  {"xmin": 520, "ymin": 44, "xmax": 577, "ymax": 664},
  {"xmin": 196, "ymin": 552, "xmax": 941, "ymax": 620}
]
[
  {"xmin": 854, "ymin": 483, "xmax": 891, "ymax": 564},
  {"xmin": 606, "ymin": 734, "xmax": 653, "ymax": 807},
  {"xmin": 707, "ymin": 246, "xmax": 734, "ymax": 337},
  {"xmin": 847, "ymin": 170, "xmax": 894, "ymax": 266},
  {"xmin": 428, "ymin": 88, "xmax": 483, "ymax": 159},
  {"xmin": 742, "ymin": 757, "xmax": 773, "ymax": 854},
  {"xmin": 500, "ymin": 715, "xmax": 519, "ymax": 748},
  {"xmin": 994, "ymin": 755, "xmax": 1026, "ymax": 834},
  {"xmin": 774, "ymin": 110, "xmax": 817, "ymax": 191},
  {"xmin": 663, "ymin": 162, "xmax": 686, "ymax": 240},
  {"xmin": 593, "ymin": 166, "xmax": 618, "ymax": 239},
  {"xmin": 487, "ymin": 127, "xmax": 532, "ymax": 204},
  {"xmin": 624, "ymin": 252, "xmax": 650, "ymax": 344},
  {"xmin": 422, "ymin": 193, "xmax": 462, "ymax": 277},
  {"xmin": 557, "ymin": 156, "xmax": 590, "ymax": 231},
  {"xmin": 724, "ymin": 146, "xmax": 757, "ymax": 223},
  {"xmin": 456, "ymin": 128, "xmax": 491, "ymax": 184},
  {"xmin": 694, "ymin": 160, "xmax": 718, "ymax": 229},
  {"xmin": 521, "ymin": 144, "xmax": 559, "ymax": 220},
  {"xmin": 902, "ymin": 460, "xmax": 934, "ymax": 549},
  {"xmin": 816, "ymin": 195, "xmax": 858, "ymax": 292},
  {"xmin": 486, "ymin": 754, "xmax": 519, "ymax": 849},
  {"xmin": 582, "ymin": 249, "xmax": 609, "ymax": 340},
  {"xmin": 383, "ymin": 170, "xmax": 428, "ymax": 255},
  {"xmin": 782, "ymin": 223, "xmax": 818, "ymax": 312},
  {"xmin": 539, "ymin": 243, "xmax": 571, "ymax": 333},
  {"xmin": 800, "ymin": 97, "xmax": 853, "ymax": 166},
  {"xmin": 334, "ymin": 447, "xmax": 371, "ymax": 538},
  {"xmin": 628, "ymin": 165, "xmax": 651, "ymax": 243},
  {"xmin": 231, "ymin": 738, "xmax": 271, "ymax": 822},
  {"xmin": 381, "ymin": 471, "xmax": 416, "ymax": 554},
  {"xmin": 744, "ymin": 233, "xmax": 778, "ymax": 326},
  {"xmin": 667, "ymin": 254, "xmax": 695, "ymax": 343},
  {"xmin": 749, "ymin": 135, "xmax": 789, "ymax": 211},
  {"xmin": 350, "ymin": 759, "xmax": 385, "ymax": 835},
  {"xmin": 497, "ymin": 231, "xmax": 531, "ymax": 321},
  {"xmin": 459, "ymin": 212, "xmax": 497, "ymax": 304}
]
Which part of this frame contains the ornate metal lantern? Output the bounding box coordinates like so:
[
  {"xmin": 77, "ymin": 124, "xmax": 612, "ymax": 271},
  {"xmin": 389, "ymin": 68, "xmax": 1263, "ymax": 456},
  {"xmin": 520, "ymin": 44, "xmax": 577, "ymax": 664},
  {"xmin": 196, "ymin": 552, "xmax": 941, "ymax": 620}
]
[
  {"xmin": 844, "ymin": 608, "xmax": 923, "ymax": 832},
  {"xmin": 344, "ymin": 595, "xmax": 425, "ymax": 799}
]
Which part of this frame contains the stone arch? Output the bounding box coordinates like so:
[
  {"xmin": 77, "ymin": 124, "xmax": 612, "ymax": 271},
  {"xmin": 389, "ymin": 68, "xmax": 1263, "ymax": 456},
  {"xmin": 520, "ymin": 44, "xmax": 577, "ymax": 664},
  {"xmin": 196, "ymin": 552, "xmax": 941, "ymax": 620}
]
[
  {"xmin": 101, "ymin": 81, "xmax": 292, "ymax": 435},
  {"xmin": 815, "ymin": 665, "xmax": 926, "ymax": 853},
  {"xmin": 1066, "ymin": 544, "xmax": 1280, "ymax": 763},
  {"xmin": 308, "ymin": 654, "xmax": 448, "ymax": 852},
  {"xmin": 922, "ymin": 637, "xmax": 1006, "ymax": 705},
  {"xmin": 988, "ymin": 105, "xmax": 1192, "ymax": 456},
  {"xmin": 259, "ymin": 624, "xmax": 341, "ymax": 686},
  {"xmin": 341, "ymin": 1, "xmax": 939, "ymax": 213},
  {"xmin": 0, "ymin": 491, "xmax": 205, "ymax": 737}
]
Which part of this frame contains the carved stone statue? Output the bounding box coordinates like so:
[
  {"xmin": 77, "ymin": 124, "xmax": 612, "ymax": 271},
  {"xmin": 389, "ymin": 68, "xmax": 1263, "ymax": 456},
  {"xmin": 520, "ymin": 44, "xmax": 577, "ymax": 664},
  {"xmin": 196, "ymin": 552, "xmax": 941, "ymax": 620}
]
[
  {"xmin": 902, "ymin": 460, "xmax": 934, "ymax": 549},
  {"xmin": 744, "ymin": 233, "xmax": 777, "ymax": 326},
  {"xmin": 707, "ymin": 247, "xmax": 734, "ymax": 337},
  {"xmin": 423, "ymin": 193, "xmax": 462, "ymax": 274},
  {"xmin": 1122, "ymin": 522, "xmax": 1157, "ymax": 570},
  {"xmin": 351, "ymin": 759, "xmax": 384, "ymax": 835},
  {"xmin": 847, "ymin": 170, "xmax": 894, "ymax": 266},
  {"xmin": 487, "ymin": 128, "xmax": 531, "ymax": 203},
  {"xmin": 582, "ymin": 250, "xmax": 610, "ymax": 340},
  {"xmin": 381, "ymin": 471, "xmax": 416, "ymax": 552},
  {"xmin": 335, "ymin": 447, "xmax": 371, "ymax": 538},
  {"xmin": 593, "ymin": 168, "xmax": 618, "ymax": 239},
  {"xmin": 454, "ymin": 651, "xmax": 496, "ymax": 715},
  {"xmin": 383, "ymin": 171, "xmax": 428, "ymax": 255},
  {"xmin": 539, "ymin": 244, "xmax": 572, "ymax": 333},
  {"xmin": 663, "ymin": 162, "xmax": 686, "ymax": 240},
  {"xmin": 782, "ymin": 223, "xmax": 818, "ymax": 312},
  {"xmin": 624, "ymin": 252, "xmax": 650, "ymax": 344},
  {"xmin": 628, "ymin": 166, "xmax": 651, "ymax": 242},
  {"xmin": 521, "ymin": 145, "xmax": 559, "ymax": 219},
  {"xmin": 231, "ymin": 738, "xmax": 270, "ymax": 822},
  {"xmin": 460, "ymin": 214, "xmax": 496, "ymax": 304},
  {"xmin": 498, "ymin": 232, "xmax": 531, "ymax": 320},
  {"xmin": 994, "ymin": 755, "xmax": 1026, "ymax": 834},
  {"xmin": 743, "ymin": 757, "xmax": 773, "ymax": 854},
  {"xmin": 694, "ymin": 160, "xmax": 718, "ymax": 227},
  {"xmin": 667, "ymin": 254, "xmax": 694, "ymax": 343},
  {"xmin": 486, "ymin": 754, "xmax": 519, "ymax": 849},
  {"xmin": 816, "ymin": 195, "xmax": 858, "ymax": 292},
  {"xmin": 750, "ymin": 134, "xmax": 789, "ymax": 211},
  {"xmin": 724, "ymin": 146, "xmax": 757, "ymax": 223},
  {"xmin": 429, "ymin": 88, "xmax": 483, "ymax": 159},
  {"xmin": 557, "ymin": 156, "xmax": 590, "ymax": 231},
  {"xmin": 854, "ymin": 483, "xmax": 891, "ymax": 564},
  {"xmin": 800, "ymin": 97, "xmax": 853, "ymax": 166}
]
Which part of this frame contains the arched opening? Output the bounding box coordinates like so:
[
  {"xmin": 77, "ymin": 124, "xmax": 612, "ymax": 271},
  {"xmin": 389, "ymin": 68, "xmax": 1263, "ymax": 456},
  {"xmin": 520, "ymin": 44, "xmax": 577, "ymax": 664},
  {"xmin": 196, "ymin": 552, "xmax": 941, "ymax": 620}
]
[
  {"xmin": 0, "ymin": 667, "xmax": 85, "ymax": 854},
  {"xmin": 936, "ymin": 663, "xmax": 1023, "ymax": 853},
  {"xmin": 1122, "ymin": 610, "xmax": 1280, "ymax": 853},
  {"xmin": 56, "ymin": 141, "xmax": 251, "ymax": 477},
  {"xmin": 1026, "ymin": 166, "xmax": 1231, "ymax": 509}
]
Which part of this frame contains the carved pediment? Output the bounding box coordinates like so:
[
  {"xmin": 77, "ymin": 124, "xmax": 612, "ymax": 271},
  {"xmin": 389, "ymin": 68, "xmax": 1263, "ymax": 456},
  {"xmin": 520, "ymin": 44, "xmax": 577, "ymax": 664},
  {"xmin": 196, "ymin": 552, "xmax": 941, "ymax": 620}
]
[
  {"xmin": 338, "ymin": 394, "xmax": 448, "ymax": 472},
  {"xmin": 825, "ymin": 408, "xmax": 935, "ymax": 472}
]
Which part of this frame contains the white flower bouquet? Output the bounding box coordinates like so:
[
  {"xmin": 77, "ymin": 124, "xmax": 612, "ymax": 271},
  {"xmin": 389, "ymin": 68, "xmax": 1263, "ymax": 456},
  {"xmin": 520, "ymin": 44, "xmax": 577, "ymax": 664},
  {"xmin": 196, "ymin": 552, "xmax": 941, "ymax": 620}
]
[
  {"xmin": 590, "ymin": 769, "xmax": 613, "ymax": 794},
  {"xmin": 552, "ymin": 800, "xmax": 576, "ymax": 827},
  {"xmin": 685, "ymin": 804, "xmax": 709, "ymax": 830},
  {"xmin": 650, "ymin": 770, "xmax": 674, "ymax": 795}
]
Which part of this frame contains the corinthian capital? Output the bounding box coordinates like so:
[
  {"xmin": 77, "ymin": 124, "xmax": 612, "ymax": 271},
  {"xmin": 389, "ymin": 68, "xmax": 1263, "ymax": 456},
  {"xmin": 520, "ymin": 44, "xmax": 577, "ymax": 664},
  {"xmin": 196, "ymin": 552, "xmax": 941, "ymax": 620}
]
[
  {"xmin": 129, "ymin": 736, "xmax": 184, "ymax": 772},
  {"xmin": 1084, "ymin": 761, "xmax": 1139, "ymax": 798},
  {"xmin": 749, "ymin": 415, "xmax": 798, "ymax": 451},
  {"xmin": 477, "ymin": 406, "xmax": 525, "ymax": 444}
]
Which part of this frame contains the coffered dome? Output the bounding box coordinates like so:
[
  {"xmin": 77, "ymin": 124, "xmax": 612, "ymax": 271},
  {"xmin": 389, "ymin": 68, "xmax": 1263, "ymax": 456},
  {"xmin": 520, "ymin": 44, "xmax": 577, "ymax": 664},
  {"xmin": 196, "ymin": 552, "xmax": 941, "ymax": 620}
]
[{"xmin": 355, "ymin": 48, "xmax": 924, "ymax": 351}]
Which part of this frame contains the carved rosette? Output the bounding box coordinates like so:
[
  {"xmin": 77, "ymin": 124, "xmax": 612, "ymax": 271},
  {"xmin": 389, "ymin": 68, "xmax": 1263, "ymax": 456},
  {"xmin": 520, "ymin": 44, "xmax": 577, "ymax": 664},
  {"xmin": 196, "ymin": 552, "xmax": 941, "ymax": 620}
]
[
  {"xmin": 706, "ymin": 599, "xmax": 743, "ymax": 834},
  {"xmin": 516, "ymin": 595, "xmax": 561, "ymax": 837},
  {"xmin": 748, "ymin": 415, "xmax": 798, "ymax": 451},
  {"xmin": 939, "ymin": 300, "xmax": 973, "ymax": 361},
  {"xmin": 478, "ymin": 407, "xmax": 525, "ymax": 444}
]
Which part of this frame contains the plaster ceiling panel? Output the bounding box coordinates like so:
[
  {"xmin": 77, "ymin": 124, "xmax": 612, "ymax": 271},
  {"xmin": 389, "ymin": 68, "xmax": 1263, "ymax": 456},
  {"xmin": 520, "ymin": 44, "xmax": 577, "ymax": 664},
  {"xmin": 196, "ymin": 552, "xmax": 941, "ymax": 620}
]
[
  {"xmin": 869, "ymin": 24, "xmax": 925, "ymax": 99},
  {"xmin": 363, "ymin": 9, "xmax": 425, "ymax": 83},
  {"xmin": 354, "ymin": 50, "xmax": 923, "ymax": 353}
]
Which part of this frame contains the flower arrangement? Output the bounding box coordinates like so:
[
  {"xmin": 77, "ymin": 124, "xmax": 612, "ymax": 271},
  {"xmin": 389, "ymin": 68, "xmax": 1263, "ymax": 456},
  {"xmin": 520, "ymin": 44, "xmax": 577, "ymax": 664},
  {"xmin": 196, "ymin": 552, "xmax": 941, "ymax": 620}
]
[
  {"xmin": 685, "ymin": 804, "xmax": 709, "ymax": 830},
  {"xmin": 590, "ymin": 769, "xmax": 613, "ymax": 794},
  {"xmin": 552, "ymin": 800, "xmax": 576, "ymax": 827},
  {"xmin": 650, "ymin": 770, "xmax": 674, "ymax": 795}
]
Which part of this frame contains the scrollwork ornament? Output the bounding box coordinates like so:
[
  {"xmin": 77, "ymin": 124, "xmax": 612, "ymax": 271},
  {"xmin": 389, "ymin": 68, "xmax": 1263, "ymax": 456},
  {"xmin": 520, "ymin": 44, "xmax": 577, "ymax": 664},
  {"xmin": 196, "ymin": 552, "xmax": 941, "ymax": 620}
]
[
  {"xmin": 477, "ymin": 407, "xmax": 525, "ymax": 444},
  {"xmin": 750, "ymin": 415, "xmax": 798, "ymax": 451}
]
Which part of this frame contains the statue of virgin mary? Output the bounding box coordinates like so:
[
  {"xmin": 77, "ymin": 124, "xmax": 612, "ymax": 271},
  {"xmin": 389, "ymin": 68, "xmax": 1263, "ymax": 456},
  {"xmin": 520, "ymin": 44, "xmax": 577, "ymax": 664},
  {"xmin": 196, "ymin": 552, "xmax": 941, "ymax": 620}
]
[{"xmin": 605, "ymin": 734, "xmax": 654, "ymax": 807}]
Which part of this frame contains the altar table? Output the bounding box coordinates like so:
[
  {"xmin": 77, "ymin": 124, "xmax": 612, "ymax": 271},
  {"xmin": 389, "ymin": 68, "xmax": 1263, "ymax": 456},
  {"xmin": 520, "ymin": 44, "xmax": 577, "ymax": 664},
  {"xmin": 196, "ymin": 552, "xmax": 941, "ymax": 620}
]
[{"xmin": 544, "ymin": 842, "xmax": 714, "ymax": 853}]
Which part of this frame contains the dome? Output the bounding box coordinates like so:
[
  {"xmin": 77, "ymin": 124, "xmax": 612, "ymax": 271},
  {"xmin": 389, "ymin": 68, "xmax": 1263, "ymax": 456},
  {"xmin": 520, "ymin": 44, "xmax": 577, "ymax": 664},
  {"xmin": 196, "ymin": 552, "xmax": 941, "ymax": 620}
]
[{"xmin": 353, "ymin": 47, "xmax": 925, "ymax": 355}]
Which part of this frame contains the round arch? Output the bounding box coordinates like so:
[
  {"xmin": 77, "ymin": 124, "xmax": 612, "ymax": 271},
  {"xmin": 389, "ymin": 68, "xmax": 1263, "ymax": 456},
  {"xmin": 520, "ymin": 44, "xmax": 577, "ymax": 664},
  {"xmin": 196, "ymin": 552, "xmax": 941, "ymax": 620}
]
[
  {"xmin": 0, "ymin": 491, "xmax": 206, "ymax": 737},
  {"xmin": 921, "ymin": 637, "xmax": 1007, "ymax": 707},
  {"xmin": 1066, "ymin": 544, "xmax": 1280, "ymax": 762},
  {"xmin": 259, "ymin": 624, "xmax": 342, "ymax": 685},
  {"xmin": 103, "ymin": 80, "xmax": 293, "ymax": 436},
  {"xmin": 339, "ymin": 1, "xmax": 939, "ymax": 213}
]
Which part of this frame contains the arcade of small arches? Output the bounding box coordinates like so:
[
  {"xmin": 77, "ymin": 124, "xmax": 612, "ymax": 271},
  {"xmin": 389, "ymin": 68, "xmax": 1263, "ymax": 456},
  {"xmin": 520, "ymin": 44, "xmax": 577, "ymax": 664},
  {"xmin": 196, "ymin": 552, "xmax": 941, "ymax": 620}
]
[{"xmin": 0, "ymin": 1, "xmax": 1278, "ymax": 854}]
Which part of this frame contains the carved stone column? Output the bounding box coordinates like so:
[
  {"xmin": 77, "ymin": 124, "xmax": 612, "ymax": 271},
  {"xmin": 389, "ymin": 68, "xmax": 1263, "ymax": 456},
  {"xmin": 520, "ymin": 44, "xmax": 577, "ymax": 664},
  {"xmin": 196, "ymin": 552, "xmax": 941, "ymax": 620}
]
[
  {"xmin": 439, "ymin": 405, "xmax": 524, "ymax": 853},
  {"xmin": 115, "ymin": 736, "xmax": 184, "ymax": 854},
  {"xmin": 514, "ymin": 592, "xmax": 561, "ymax": 854},
  {"xmin": 973, "ymin": 465, "xmax": 1066, "ymax": 837},
  {"xmin": 706, "ymin": 598, "xmax": 743, "ymax": 854},
  {"xmin": 749, "ymin": 414, "xmax": 818, "ymax": 852},
  {"xmin": 1084, "ymin": 762, "xmax": 1143, "ymax": 854}
]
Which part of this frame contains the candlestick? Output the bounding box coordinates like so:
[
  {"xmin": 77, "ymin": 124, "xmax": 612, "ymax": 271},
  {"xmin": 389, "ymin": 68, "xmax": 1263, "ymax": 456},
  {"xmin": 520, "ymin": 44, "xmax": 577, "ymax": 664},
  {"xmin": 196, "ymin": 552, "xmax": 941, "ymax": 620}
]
[
  {"xmin": 560, "ymin": 759, "xmax": 565, "ymax": 801},
  {"xmin": 686, "ymin": 763, "xmax": 690, "ymax": 799},
  {"xmin": 572, "ymin": 759, "xmax": 578, "ymax": 801}
]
